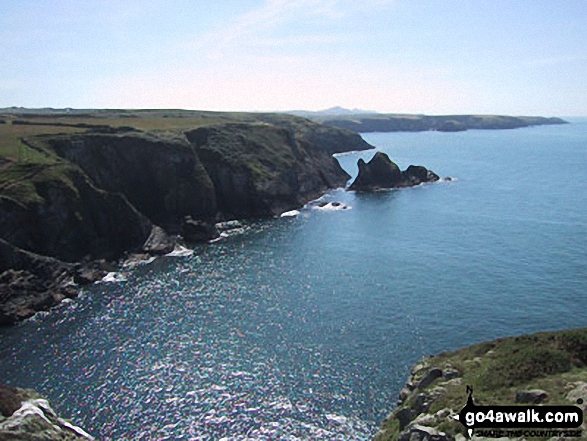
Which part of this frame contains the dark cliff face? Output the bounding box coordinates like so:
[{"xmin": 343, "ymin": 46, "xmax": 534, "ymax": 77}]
[
  {"xmin": 0, "ymin": 163, "xmax": 152, "ymax": 262},
  {"xmin": 0, "ymin": 117, "xmax": 371, "ymax": 323},
  {"xmin": 47, "ymin": 133, "xmax": 217, "ymax": 230},
  {"xmin": 186, "ymin": 123, "xmax": 351, "ymax": 217},
  {"xmin": 348, "ymin": 152, "xmax": 439, "ymax": 191}
]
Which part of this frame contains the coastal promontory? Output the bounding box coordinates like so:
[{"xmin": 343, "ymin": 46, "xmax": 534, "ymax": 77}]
[
  {"xmin": 301, "ymin": 111, "xmax": 568, "ymax": 133},
  {"xmin": 375, "ymin": 327, "xmax": 587, "ymax": 441},
  {"xmin": 0, "ymin": 109, "xmax": 373, "ymax": 324}
]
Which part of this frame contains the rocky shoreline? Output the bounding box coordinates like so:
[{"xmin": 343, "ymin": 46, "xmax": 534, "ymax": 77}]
[
  {"xmin": 0, "ymin": 111, "xmax": 374, "ymax": 325},
  {"xmin": 374, "ymin": 328, "xmax": 587, "ymax": 441}
]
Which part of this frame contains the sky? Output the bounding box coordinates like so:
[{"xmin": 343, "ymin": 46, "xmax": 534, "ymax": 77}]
[{"xmin": 1, "ymin": 0, "xmax": 586, "ymax": 115}]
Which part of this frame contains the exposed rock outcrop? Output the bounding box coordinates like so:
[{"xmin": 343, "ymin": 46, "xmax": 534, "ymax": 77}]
[
  {"xmin": 0, "ymin": 238, "xmax": 77, "ymax": 325},
  {"xmin": 46, "ymin": 132, "xmax": 217, "ymax": 232},
  {"xmin": 374, "ymin": 328, "xmax": 587, "ymax": 441},
  {"xmin": 0, "ymin": 163, "xmax": 153, "ymax": 263},
  {"xmin": 0, "ymin": 384, "xmax": 94, "ymax": 440},
  {"xmin": 348, "ymin": 152, "xmax": 439, "ymax": 191},
  {"xmin": 185, "ymin": 123, "xmax": 352, "ymax": 217},
  {"xmin": 0, "ymin": 116, "xmax": 373, "ymax": 324}
]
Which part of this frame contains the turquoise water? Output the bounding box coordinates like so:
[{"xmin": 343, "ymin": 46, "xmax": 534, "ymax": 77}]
[{"xmin": 1, "ymin": 120, "xmax": 587, "ymax": 440}]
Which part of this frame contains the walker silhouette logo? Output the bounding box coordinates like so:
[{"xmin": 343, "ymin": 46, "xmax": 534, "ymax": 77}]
[{"xmin": 452, "ymin": 386, "xmax": 584, "ymax": 438}]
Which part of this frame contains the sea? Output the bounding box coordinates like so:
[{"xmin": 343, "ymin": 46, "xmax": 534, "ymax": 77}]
[{"xmin": 1, "ymin": 119, "xmax": 586, "ymax": 440}]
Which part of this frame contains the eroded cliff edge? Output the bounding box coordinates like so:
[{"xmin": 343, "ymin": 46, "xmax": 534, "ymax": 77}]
[
  {"xmin": 0, "ymin": 384, "xmax": 94, "ymax": 440},
  {"xmin": 374, "ymin": 328, "xmax": 587, "ymax": 441},
  {"xmin": 0, "ymin": 112, "xmax": 373, "ymax": 324}
]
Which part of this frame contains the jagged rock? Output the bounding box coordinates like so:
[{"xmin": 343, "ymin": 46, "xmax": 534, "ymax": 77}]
[
  {"xmin": 0, "ymin": 385, "xmax": 94, "ymax": 440},
  {"xmin": 403, "ymin": 165, "xmax": 440, "ymax": 186},
  {"xmin": 413, "ymin": 387, "xmax": 447, "ymax": 416},
  {"xmin": 215, "ymin": 220, "xmax": 243, "ymax": 231},
  {"xmin": 515, "ymin": 389, "xmax": 549, "ymax": 404},
  {"xmin": 398, "ymin": 424, "xmax": 454, "ymax": 441},
  {"xmin": 399, "ymin": 386, "xmax": 414, "ymax": 403},
  {"xmin": 348, "ymin": 152, "xmax": 439, "ymax": 191},
  {"xmin": 47, "ymin": 132, "xmax": 217, "ymax": 231},
  {"xmin": 418, "ymin": 368, "xmax": 443, "ymax": 389},
  {"xmin": 413, "ymin": 393, "xmax": 432, "ymax": 415},
  {"xmin": 0, "ymin": 384, "xmax": 25, "ymax": 417},
  {"xmin": 0, "ymin": 239, "xmax": 77, "ymax": 325},
  {"xmin": 566, "ymin": 382, "xmax": 587, "ymax": 406},
  {"xmin": 443, "ymin": 369, "xmax": 460, "ymax": 380},
  {"xmin": 396, "ymin": 407, "xmax": 413, "ymax": 430},
  {"xmin": 182, "ymin": 217, "xmax": 219, "ymax": 242},
  {"xmin": 73, "ymin": 260, "xmax": 118, "ymax": 285},
  {"xmin": 142, "ymin": 225, "xmax": 176, "ymax": 255},
  {"xmin": 349, "ymin": 152, "xmax": 403, "ymax": 190}
]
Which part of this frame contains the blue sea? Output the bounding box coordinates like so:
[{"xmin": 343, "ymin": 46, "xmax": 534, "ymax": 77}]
[{"xmin": 1, "ymin": 120, "xmax": 587, "ymax": 440}]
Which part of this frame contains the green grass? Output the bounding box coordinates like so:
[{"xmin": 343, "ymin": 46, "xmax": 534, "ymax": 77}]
[{"xmin": 376, "ymin": 328, "xmax": 587, "ymax": 441}]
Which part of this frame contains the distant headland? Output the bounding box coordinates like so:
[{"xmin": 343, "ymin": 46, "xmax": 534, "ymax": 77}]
[{"xmin": 286, "ymin": 107, "xmax": 568, "ymax": 133}]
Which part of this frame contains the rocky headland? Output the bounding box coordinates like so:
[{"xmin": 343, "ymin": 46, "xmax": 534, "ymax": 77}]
[
  {"xmin": 0, "ymin": 109, "xmax": 373, "ymax": 325},
  {"xmin": 348, "ymin": 152, "xmax": 440, "ymax": 191},
  {"xmin": 375, "ymin": 327, "xmax": 587, "ymax": 441},
  {"xmin": 310, "ymin": 113, "xmax": 568, "ymax": 133}
]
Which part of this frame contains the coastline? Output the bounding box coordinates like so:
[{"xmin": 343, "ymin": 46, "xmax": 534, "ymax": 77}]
[{"xmin": 375, "ymin": 328, "xmax": 587, "ymax": 441}]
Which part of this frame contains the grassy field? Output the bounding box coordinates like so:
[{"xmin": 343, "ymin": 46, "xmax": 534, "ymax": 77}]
[{"xmin": 0, "ymin": 110, "xmax": 249, "ymax": 200}]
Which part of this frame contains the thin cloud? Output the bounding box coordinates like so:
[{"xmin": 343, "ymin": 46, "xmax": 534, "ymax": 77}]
[{"xmin": 195, "ymin": 0, "xmax": 393, "ymax": 56}]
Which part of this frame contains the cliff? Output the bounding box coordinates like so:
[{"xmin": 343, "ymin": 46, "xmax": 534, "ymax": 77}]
[
  {"xmin": 0, "ymin": 110, "xmax": 373, "ymax": 324},
  {"xmin": 0, "ymin": 384, "xmax": 94, "ymax": 440},
  {"xmin": 374, "ymin": 328, "xmax": 587, "ymax": 441},
  {"xmin": 312, "ymin": 114, "xmax": 568, "ymax": 133}
]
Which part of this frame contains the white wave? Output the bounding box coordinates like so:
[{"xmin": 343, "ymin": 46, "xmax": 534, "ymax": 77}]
[
  {"xmin": 101, "ymin": 272, "xmax": 127, "ymax": 283},
  {"xmin": 165, "ymin": 245, "xmax": 194, "ymax": 257},
  {"xmin": 313, "ymin": 202, "xmax": 351, "ymax": 211},
  {"xmin": 122, "ymin": 255, "xmax": 157, "ymax": 268},
  {"xmin": 215, "ymin": 220, "xmax": 243, "ymax": 230},
  {"xmin": 325, "ymin": 413, "xmax": 348, "ymax": 424},
  {"xmin": 440, "ymin": 176, "xmax": 457, "ymax": 182},
  {"xmin": 280, "ymin": 209, "xmax": 300, "ymax": 217},
  {"xmin": 209, "ymin": 227, "xmax": 250, "ymax": 243},
  {"xmin": 333, "ymin": 148, "xmax": 376, "ymax": 157}
]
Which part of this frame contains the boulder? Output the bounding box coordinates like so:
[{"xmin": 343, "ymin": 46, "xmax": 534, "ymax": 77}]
[
  {"xmin": 515, "ymin": 389, "xmax": 549, "ymax": 404},
  {"xmin": 403, "ymin": 165, "xmax": 440, "ymax": 186},
  {"xmin": 182, "ymin": 217, "xmax": 219, "ymax": 242},
  {"xmin": 142, "ymin": 225, "xmax": 176, "ymax": 255},
  {"xmin": 418, "ymin": 368, "xmax": 443, "ymax": 389},
  {"xmin": 398, "ymin": 424, "xmax": 454, "ymax": 441},
  {"xmin": 0, "ymin": 385, "xmax": 94, "ymax": 440},
  {"xmin": 443, "ymin": 369, "xmax": 460, "ymax": 380},
  {"xmin": 396, "ymin": 407, "xmax": 413, "ymax": 430}
]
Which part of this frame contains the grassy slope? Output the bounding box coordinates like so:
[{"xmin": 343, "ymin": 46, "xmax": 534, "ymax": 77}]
[
  {"xmin": 0, "ymin": 110, "xmax": 276, "ymax": 205},
  {"xmin": 376, "ymin": 328, "xmax": 587, "ymax": 440}
]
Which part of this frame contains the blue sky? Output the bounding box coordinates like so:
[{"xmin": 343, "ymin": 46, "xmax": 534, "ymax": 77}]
[{"xmin": 1, "ymin": 0, "xmax": 586, "ymax": 115}]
